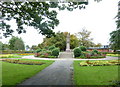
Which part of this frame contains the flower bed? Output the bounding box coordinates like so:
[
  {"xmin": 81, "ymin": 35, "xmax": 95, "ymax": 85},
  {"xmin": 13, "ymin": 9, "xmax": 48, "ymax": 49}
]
[
  {"xmin": 106, "ymin": 54, "xmax": 120, "ymax": 57},
  {"xmin": 0, "ymin": 54, "xmax": 22, "ymax": 58},
  {"xmin": 2, "ymin": 50, "xmax": 34, "ymax": 54},
  {"xmin": 73, "ymin": 47, "xmax": 106, "ymax": 59},
  {"xmin": 2, "ymin": 59, "xmax": 45, "ymax": 65},
  {"xmin": 80, "ymin": 60, "xmax": 120, "ymax": 66},
  {"xmin": 17, "ymin": 53, "xmax": 34, "ymax": 56},
  {"xmin": 34, "ymin": 46, "xmax": 60, "ymax": 58},
  {"xmin": 0, "ymin": 54, "xmax": 14, "ymax": 58}
]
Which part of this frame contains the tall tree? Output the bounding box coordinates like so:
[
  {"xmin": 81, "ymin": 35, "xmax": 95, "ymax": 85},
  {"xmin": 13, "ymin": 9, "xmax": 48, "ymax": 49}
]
[
  {"xmin": 31, "ymin": 45, "xmax": 39, "ymax": 50},
  {"xmin": 0, "ymin": 1, "xmax": 88, "ymax": 38},
  {"xmin": 9, "ymin": 36, "xmax": 25, "ymax": 50},
  {"xmin": 109, "ymin": 29, "xmax": 120, "ymax": 51},
  {"xmin": 70, "ymin": 34, "xmax": 79, "ymax": 49},
  {"xmin": 0, "ymin": 41, "xmax": 3, "ymax": 50},
  {"xmin": 76, "ymin": 28, "xmax": 95, "ymax": 47},
  {"xmin": 109, "ymin": 1, "xmax": 120, "ymax": 51},
  {"xmin": 39, "ymin": 32, "xmax": 80, "ymax": 50},
  {"xmin": 94, "ymin": 43, "xmax": 102, "ymax": 47}
]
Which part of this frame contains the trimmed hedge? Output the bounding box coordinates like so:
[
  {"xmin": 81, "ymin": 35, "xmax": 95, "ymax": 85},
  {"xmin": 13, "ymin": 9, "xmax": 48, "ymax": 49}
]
[
  {"xmin": 74, "ymin": 48, "xmax": 82, "ymax": 57},
  {"xmin": 52, "ymin": 48, "xmax": 60, "ymax": 57}
]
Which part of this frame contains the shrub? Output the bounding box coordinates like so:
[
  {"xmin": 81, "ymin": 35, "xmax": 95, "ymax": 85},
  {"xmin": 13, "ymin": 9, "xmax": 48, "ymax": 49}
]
[
  {"xmin": 48, "ymin": 56, "xmax": 56, "ymax": 58},
  {"xmin": 52, "ymin": 48, "xmax": 60, "ymax": 57},
  {"xmin": 35, "ymin": 49, "xmax": 42, "ymax": 53},
  {"xmin": 79, "ymin": 46, "xmax": 86, "ymax": 51},
  {"xmin": 93, "ymin": 50, "xmax": 99, "ymax": 54},
  {"xmin": 48, "ymin": 45, "xmax": 56, "ymax": 50},
  {"xmin": 34, "ymin": 53, "xmax": 40, "ymax": 57},
  {"xmin": 46, "ymin": 50, "xmax": 52, "ymax": 55},
  {"xmin": 74, "ymin": 48, "xmax": 82, "ymax": 57}
]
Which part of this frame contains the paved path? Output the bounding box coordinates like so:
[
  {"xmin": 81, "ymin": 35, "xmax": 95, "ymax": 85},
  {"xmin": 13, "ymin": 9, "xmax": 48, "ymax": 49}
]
[
  {"xmin": 21, "ymin": 55, "xmax": 119, "ymax": 61},
  {"xmin": 17, "ymin": 52, "xmax": 74, "ymax": 86}
]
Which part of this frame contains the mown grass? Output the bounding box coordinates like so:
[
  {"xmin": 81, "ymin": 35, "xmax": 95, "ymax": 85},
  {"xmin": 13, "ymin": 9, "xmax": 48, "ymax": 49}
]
[
  {"xmin": 74, "ymin": 60, "xmax": 119, "ymax": 86},
  {"xmin": 2, "ymin": 59, "xmax": 54, "ymax": 87}
]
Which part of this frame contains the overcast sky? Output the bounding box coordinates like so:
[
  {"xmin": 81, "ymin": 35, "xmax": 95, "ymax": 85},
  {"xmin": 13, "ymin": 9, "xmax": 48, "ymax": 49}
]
[{"xmin": 1, "ymin": 0, "xmax": 119, "ymax": 47}]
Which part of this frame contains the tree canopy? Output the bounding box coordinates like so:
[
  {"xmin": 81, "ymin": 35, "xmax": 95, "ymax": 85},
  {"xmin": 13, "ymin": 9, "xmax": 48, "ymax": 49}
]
[
  {"xmin": 109, "ymin": 1, "xmax": 120, "ymax": 51},
  {"xmin": 9, "ymin": 36, "xmax": 25, "ymax": 50},
  {"xmin": 109, "ymin": 29, "xmax": 120, "ymax": 51},
  {"xmin": 38, "ymin": 31, "xmax": 79, "ymax": 50},
  {"xmin": 76, "ymin": 28, "xmax": 95, "ymax": 47},
  {"xmin": 0, "ymin": 1, "xmax": 88, "ymax": 38}
]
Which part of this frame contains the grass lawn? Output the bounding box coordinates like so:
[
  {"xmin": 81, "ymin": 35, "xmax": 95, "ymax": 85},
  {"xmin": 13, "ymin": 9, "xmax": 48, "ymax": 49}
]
[
  {"xmin": 2, "ymin": 59, "xmax": 54, "ymax": 87},
  {"xmin": 74, "ymin": 60, "xmax": 119, "ymax": 86}
]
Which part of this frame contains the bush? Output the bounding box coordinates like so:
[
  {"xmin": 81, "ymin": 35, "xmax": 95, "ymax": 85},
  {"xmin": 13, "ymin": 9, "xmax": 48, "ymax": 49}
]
[
  {"xmin": 52, "ymin": 48, "xmax": 60, "ymax": 57},
  {"xmin": 35, "ymin": 49, "xmax": 42, "ymax": 53},
  {"xmin": 48, "ymin": 45, "xmax": 56, "ymax": 51},
  {"xmin": 79, "ymin": 46, "xmax": 86, "ymax": 51},
  {"xmin": 74, "ymin": 48, "xmax": 82, "ymax": 57},
  {"xmin": 93, "ymin": 50, "xmax": 99, "ymax": 54}
]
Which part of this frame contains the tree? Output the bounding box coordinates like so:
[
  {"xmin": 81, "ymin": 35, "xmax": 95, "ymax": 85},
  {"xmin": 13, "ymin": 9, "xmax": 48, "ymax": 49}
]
[
  {"xmin": 2, "ymin": 44, "xmax": 10, "ymax": 50},
  {"xmin": 94, "ymin": 43, "xmax": 102, "ymax": 47},
  {"xmin": 14, "ymin": 39, "xmax": 25, "ymax": 50},
  {"xmin": 109, "ymin": 1, "xmax": 120, "ymax": 51},
  {"xmin": 76, "ymin": 28, "xmax": 95, "ymax": 47},
  {"xmin": 41, "ymin": 31, "xmax": 66, "ymax": 51},
  {"xmin": 70, "ymin": 34, "xmax": 79, "ymax": 49},
  {"xmin": 31, "ymin": 45, "xmax": 39, "ymax": 50},
  {"xmin": 0, "ymin": 1, "xmax": 88, "ymax": 38},
  {"xmin": 9, "ymin": 36, "xmax": 25, "ymax": 50},
  {"xmin": 0, "ymin": 41, "xmax": 3, "ymax": 50},
  {"xmin": 39, "ymin": 31, "xmax": 80, "ymax": 50},
  {"xmin": 26, "ymin": 45, "xmax": 30, "ymax": 50},
  {"xmin": 109, "ymin": 29, "xmax": 120, "ymax": 51}
]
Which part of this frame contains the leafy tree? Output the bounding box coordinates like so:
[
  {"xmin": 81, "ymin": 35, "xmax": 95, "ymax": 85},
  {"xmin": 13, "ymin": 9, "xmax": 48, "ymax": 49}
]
[
  {"xmin": 0, "ymin": 41, "xmax": 3, "ymax": 50},
  {"xmin": 94, "ymin": 43, "xmax": 102, "ymax": 47},
  {"xmin": 70, "ymin": 34, "xmax": 79, "ymax": 49},
  {"xmin": 31, "ymin": 45, "xmax": 39, "ymax": 50},
  {"xmin": 14, "ymin": 39, "xmax": 25, "ymax": 50},
  {"xmin": 109, "ymin": 29, "xmax": 120, "ymax": 51},
  {"xmin": 9, "ymin": 36, "xmax": 25, "ymax": 50},
  {"xmin": 39, "ymin": 31, "xmax": 80, "ymax": 50},
  {"xmin": 76, "ymin": 28, "xmax": 95, "ymax": 47},
  {"xmin": 0, "ymin": 1, "xmax": 88, "ymax": 38},
  {"xmin": 2, "ymin": 44, "xmax": 10, "ymax": 50},
  {"xmin": 109, "ymin": 1, "xmax": 120, "ymax": 51}
]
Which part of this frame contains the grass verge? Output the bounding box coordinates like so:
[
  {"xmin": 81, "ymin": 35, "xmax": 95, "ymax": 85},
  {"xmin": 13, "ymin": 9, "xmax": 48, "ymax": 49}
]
[
  {"xmin": 2, "ymin": 59, "xmax": 54, "ymax": 87},
  {"xmin": 74, "ymin": 60, "xmax": 119, "ymax": 86}
]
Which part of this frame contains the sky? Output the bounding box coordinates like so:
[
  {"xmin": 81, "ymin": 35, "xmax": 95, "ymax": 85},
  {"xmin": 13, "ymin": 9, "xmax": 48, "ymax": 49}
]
[{"xmin": 1, "ymin": 0, "xmax": 119, "ymax": 47}]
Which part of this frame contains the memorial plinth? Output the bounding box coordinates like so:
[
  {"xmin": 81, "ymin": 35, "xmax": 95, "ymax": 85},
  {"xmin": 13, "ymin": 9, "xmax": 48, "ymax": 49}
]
[{"xmin": 66, "ymin": 33, "xmax": 71, "ymax": 52}]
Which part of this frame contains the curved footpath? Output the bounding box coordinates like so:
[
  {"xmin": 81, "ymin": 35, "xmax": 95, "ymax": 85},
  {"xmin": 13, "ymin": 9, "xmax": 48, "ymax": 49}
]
[{"xmin": 22, "ymin": 56, "xmax": 119, "ymax": 61}]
